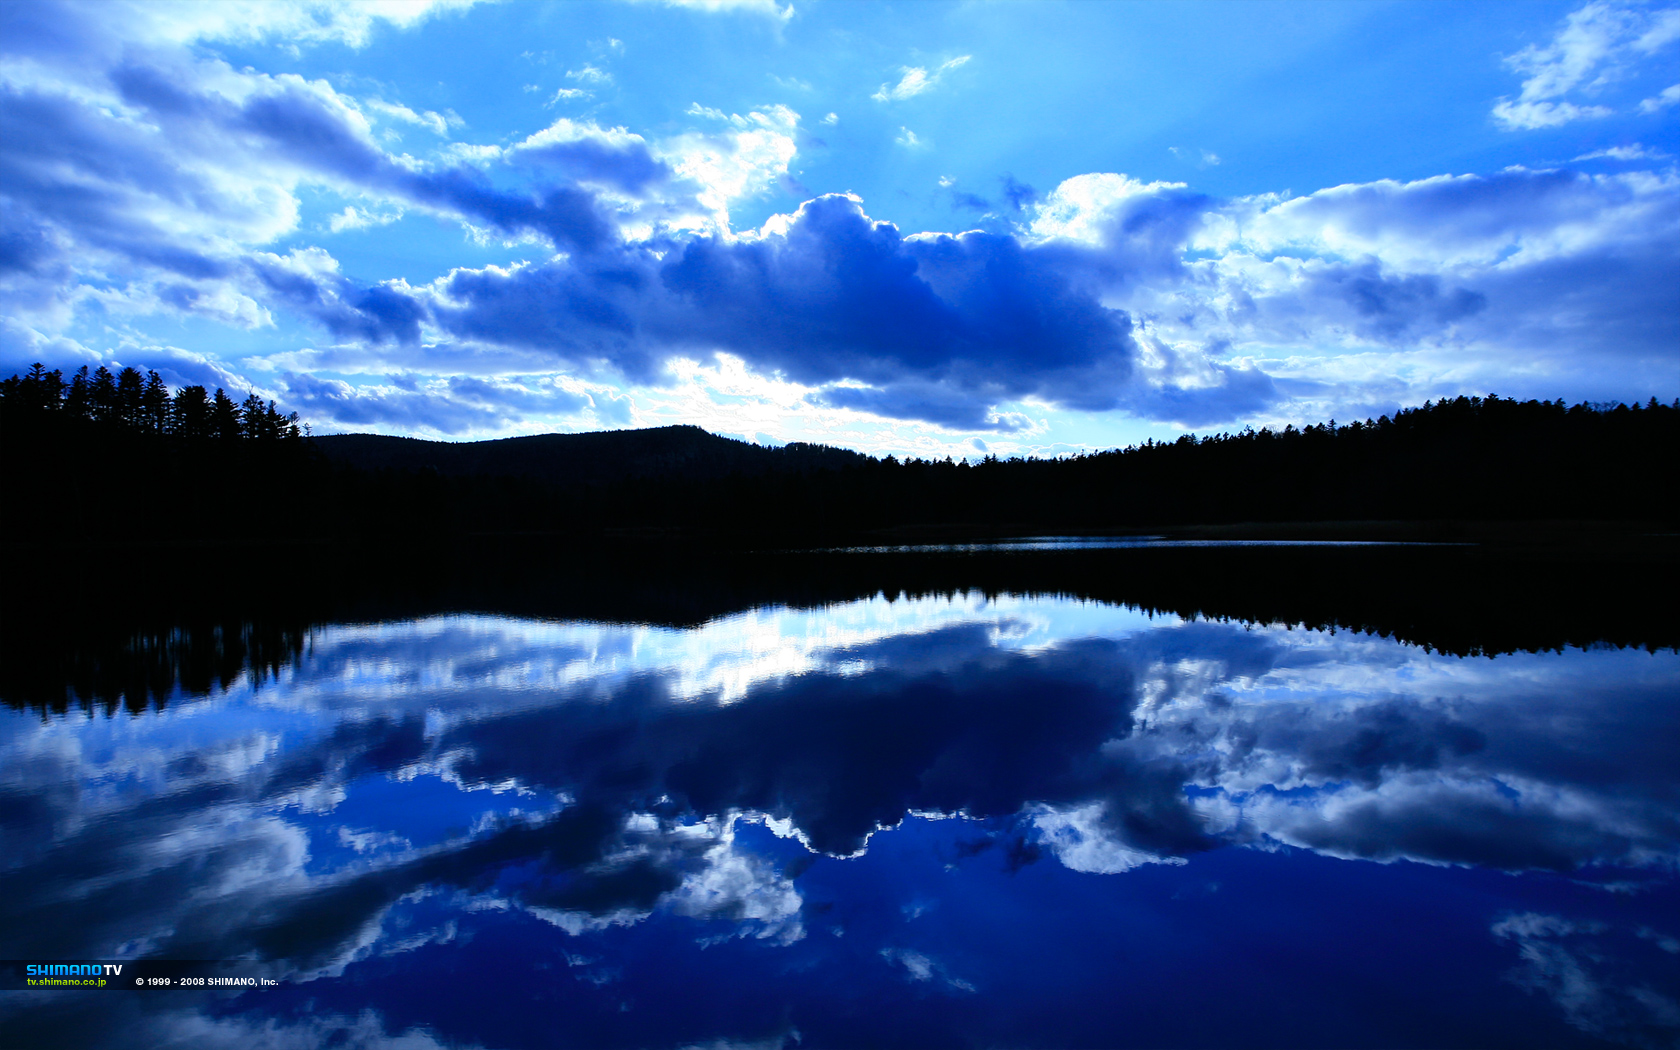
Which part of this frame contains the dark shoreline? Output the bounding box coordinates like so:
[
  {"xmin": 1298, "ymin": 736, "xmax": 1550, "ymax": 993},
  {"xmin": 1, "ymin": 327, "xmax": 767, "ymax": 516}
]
[{"xmin": 5, "ymin": 526, "xmax": 1677, "ymax": 718}]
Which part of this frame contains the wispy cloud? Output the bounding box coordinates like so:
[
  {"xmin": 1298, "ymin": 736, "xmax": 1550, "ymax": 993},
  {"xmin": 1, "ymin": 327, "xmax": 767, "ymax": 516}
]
[
  {"xmin": 645, "ymin": 0, "xmax": 794, "ymax": 22},
  {"xmin": 1639, "ymin": 82, "xmax": 1680, "ymax": 112},
  {"xmin": 873, "ymin": 55, "xmax": 971, "ymax": 102},
  {"xmin": 1574, "ymin": 143, "xmax": 1669, "ymax": 160},
  {"xmin": 566, "ymin": 64, "xmax": 613, "ymax": 85},
  {"xmin": 1492, "ymin": 1, "xmax": 1680, "ymax": 129}
]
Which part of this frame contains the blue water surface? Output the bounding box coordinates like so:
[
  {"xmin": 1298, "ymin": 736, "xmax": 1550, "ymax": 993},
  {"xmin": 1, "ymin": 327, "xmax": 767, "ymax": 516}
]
[{"xmin": 1, "ymin": 593, "xmax": 1676, "ymax": 1048}]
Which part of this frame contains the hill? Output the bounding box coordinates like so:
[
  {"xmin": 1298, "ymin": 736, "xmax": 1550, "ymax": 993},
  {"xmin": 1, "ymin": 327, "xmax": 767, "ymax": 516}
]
[{"xmin": 310, "ymin": 425, "xmax": 869, "ymax": 488}]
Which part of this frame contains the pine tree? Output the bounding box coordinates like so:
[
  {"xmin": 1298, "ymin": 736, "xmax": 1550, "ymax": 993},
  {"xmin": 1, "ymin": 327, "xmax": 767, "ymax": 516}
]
[
  {"xmin": 142, "ymin": 371, "xmax": 169, "ymax": 433},
  {"xmin": 116, "ymin": 367, "xmax": 145, "ymax": 428},
  {"xmin": 210, "ymin": 388, "xmax": 241, "ymax": 441}
]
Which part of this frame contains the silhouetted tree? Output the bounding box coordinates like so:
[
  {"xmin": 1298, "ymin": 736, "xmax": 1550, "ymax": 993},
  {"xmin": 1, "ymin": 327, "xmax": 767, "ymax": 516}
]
[
  {"xmin": 142, "ymin": 370, "xmax": 169, "ymax": 433},
  {"xmin": 116, "ymin": 367, "xmax": 145, "ymax": 427},
  {"xmin": 89, "ymin": 366, "xmax": 118, "ymax": 423},
  {"xmin": 210, "ymin": 388, "xmax": 241, "ymax": 441},
  {"xmin": 172, "ymin": 385, "xmax": 210, "ymax": 439},
  {"xmin": 65, "ymin": 366, "xmax": 92, "ymax": 419}
]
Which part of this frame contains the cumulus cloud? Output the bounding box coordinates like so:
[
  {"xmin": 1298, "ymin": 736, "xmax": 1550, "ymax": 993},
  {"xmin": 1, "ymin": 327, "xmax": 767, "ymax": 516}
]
[
  {"xmin": 1492, "ymin": 1, "xmax": 1680, "ymax": 129},
  {"xmin": 3, "ymin": 1, "xmax": 1676, "ymax": 439},
  {"xmin": 872, "ymin": 55, "xmax": 971, "ymax": 102}
]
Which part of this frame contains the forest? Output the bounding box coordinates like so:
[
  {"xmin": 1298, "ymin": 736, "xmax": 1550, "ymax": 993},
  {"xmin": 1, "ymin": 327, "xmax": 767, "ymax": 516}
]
[{"xmin": 1, "ymin": 360, "xmax": 1675, "ymax": 543}]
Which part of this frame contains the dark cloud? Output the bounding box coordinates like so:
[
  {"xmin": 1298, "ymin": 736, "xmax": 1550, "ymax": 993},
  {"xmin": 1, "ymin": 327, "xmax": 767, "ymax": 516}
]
[
  {"xmin": 815, "ymin": 382, "xmax": 1025, "ymax": 431},
  {"xmin": 1313, "ymin": 263, "xmax": 1488, "ymax": 341},
  {"xmin": 1000, "ymin": 175, "xmax": 1036, "ymax": 211},
  {"xmin": 430, "ymin": 195, "xmax": 1143, "ymax": 424}
]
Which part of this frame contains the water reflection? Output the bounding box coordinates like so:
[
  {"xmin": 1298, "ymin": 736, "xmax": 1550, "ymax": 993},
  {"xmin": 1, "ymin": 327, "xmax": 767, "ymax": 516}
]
[
  {"xmin": 2, "ymin": 593, "xmax": 1676, "ymax": 1049},
  {"xmin": 829, "ymin": 536, "xmax": 1461, "ymax": 552}
]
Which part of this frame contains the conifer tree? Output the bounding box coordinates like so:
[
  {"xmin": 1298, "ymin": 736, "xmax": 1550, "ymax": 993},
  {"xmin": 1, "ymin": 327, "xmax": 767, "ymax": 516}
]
[
  {"xmin": 172, "ymin": 385, "xmax": 210, "ymax": 439},
  {"xmin": 90, "ymin": 366, "xmax": 118, "ymax": 423},
  {"xmin": 210, "ymin": 388, "xmax": 241, "ymax": 440},
  {"xmin": 116, "ymin": 367, "xmax": 145, "ymax": 428},
  {"xmin": 65, "ymin": 366, "xmax": 92, "ymax": 419},
  {"xmin": 142, "ymin": 371, "xmax": 169, "ymax": 433}
]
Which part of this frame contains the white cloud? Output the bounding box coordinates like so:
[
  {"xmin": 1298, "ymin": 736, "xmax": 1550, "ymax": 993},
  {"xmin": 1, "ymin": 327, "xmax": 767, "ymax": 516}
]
[
  {"xmin": 872, "ymin": 55, "xmax": 971, "ymax": 102},
  {"xmin": 95, "ymin": 0, "xmax": 482, "ymax": 50},
  {"xmin": 1492, "ymin": 99, "xmax": 1615, "ymax": 129},
  {"xmin": 644, "ymin": 0, "xmax": 795, "ymax": 21},
  {"xmin": 1639, "ymin": 82, "xmax": 1680, "ymax": 112},
  {"xmin": 327, "ymin": 206, "xmax": 404, "ymax": 232},
  {"xmin": 1574, "ymin": 143, "xmax": 1670, "ymax": 161},
  {"xmin": 364, "ymin": 99, "xmax": 460, "ymax": 137},
  {"xmin": 880, "ymin": 948, "xmax": 975, "ymax": 992},
  {"xmin": 820, "ymin": 111, "xmax": 838, "ymax": 125},
  {"xmin": 895, "ymin": 126, "xmax": 922, "ymax": 148},
  {"xmin": 1492, "ymin": 1, "xmax": 1680, "ymax": 129},
  {"xmin": 1030, "ymin": 802, "xmax": 1187, "ymax": 874},
  {"xmin": 662, "ymin": 105, "xmax": 801, "ymax": 228},
  {"xmin": 565, "ymin": 64, "xmax": 612, "ymax": 85}
]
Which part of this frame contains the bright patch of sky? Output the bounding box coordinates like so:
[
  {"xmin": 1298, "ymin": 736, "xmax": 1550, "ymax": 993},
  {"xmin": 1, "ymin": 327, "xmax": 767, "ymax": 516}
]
[{"xmin": 1, "ymin": 0, "xmax": 1675, "ymax": 456}]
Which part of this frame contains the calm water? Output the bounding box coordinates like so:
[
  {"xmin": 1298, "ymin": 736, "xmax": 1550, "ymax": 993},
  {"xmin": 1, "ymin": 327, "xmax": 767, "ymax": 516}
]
[{"xmin": 2, "ymin": 588, "xmax": 1677, "ymax": 1049}]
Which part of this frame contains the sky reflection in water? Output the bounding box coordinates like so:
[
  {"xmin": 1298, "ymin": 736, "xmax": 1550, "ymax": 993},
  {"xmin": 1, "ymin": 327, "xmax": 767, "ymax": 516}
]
[{"xmin": 1, "ymin": 593, "xmax": 1676, "ymax": 1049}]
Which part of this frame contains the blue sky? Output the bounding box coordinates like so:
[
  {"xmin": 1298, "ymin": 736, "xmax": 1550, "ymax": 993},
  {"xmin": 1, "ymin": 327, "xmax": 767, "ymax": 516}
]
[{"xmin": 1, "ymin": 0, "xmax": 1676, "ymax": 456}]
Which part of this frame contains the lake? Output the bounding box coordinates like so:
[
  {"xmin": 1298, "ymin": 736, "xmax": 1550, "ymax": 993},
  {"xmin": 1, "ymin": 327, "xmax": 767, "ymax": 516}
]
[{"xmin": 1, "ymin": 543, "xmax": 1675, "ymax": 1049}]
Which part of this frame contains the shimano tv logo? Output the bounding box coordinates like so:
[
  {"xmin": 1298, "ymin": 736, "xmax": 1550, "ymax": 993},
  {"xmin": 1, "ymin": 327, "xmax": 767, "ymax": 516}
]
[{"xmin": 26, "ymin": 964, "xmax": 121, "ymax": 976}]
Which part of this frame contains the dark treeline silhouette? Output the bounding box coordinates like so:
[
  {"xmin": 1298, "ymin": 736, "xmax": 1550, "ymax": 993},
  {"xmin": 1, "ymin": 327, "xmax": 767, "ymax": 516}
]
[
  {"xmin": 2, "ymin": 361, "xmax": 301, "ymax": 440},
  {"xmin": 3, "ymin": 539, "xmax": 1675, "ymax": 718},
  {"xmin": 1, "ymin": 362, "xmax": 319, "ymax": 541},
  {"xmin": 3, "ymin": 359, "xmax": 1676, "ymax": 542}
]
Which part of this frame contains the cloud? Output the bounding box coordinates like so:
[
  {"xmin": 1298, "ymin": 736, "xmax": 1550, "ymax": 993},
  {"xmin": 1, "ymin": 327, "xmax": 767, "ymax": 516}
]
[
  {"xmin": 327, "ymin": 205, "xmax": 403, "ymax": 232},
  {"xmin": 895, "ymin": 126, "xmax": 922, "ymax": 148},
  {"xmin": 1574, "ymin": 143, "xmax": 1671, "ymax": 161},
  {"xmin": 820, "ymin": 111, "xmax": 837, "ymax": 125},
  {"xmin": 1494, "ymin": 913, "xmax": 1680, "ymax": 1046},
  {"xmin": 279, "ymin": 371, "xmax": 594, "ymax": 434},
  {"xmin": 1492, "ymin": 2, "xmax": 1680, "ymax": 129},
  {"xmin": 566, "ymin": 64, "xmax": 613, "ymax": 85},
  {"xmin": 872, "ymin": 55, "xmax": 971, "ymax": 102},
  {"xmin": 3, "ymin": 2, "xmax": 1675, "ymax": 439},
  {"xmin": 1639, "ymin": 82, "xmax": 1680, "ymax": 112},
  {"xmin": 2, "ymin": 594, "xmax": 1677, "ymax": 1048},
  {"xmin": 0, "ymin": 0, "xmax": 483, "ymax": 54},
  {"xmin": 364, "ymin": 98, "xmax": 460, "ymax": 137},
  {"xmin": 644, "ymin": 0, "xmax": 795, "ymax": 22},
  {"xmin": 548, "ymin": 87, "xmax": 591, "ymax": 104}
]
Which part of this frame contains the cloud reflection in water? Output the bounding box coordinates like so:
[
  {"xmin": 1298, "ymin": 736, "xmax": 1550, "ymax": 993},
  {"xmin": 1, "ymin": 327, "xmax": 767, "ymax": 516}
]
[{"xmin": 1, "ymin": 593, "xmax": 1675, "ymax": 1048}]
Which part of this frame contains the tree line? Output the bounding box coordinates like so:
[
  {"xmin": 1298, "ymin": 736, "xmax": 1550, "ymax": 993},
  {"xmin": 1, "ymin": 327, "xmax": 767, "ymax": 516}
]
[
  {"xmin": 2, "ymin": 356, "xmax": 1676, "ymax": 543},
  {"xmin": 1, "ymin": 362, "xmax": 300, "ymax": 440}
]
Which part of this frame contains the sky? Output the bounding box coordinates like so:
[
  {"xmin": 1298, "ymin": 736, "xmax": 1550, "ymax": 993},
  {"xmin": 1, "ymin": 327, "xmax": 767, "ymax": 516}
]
[{"xmin": 1, "ymin": 0, "xmax": 1676, "ymax": 457}]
